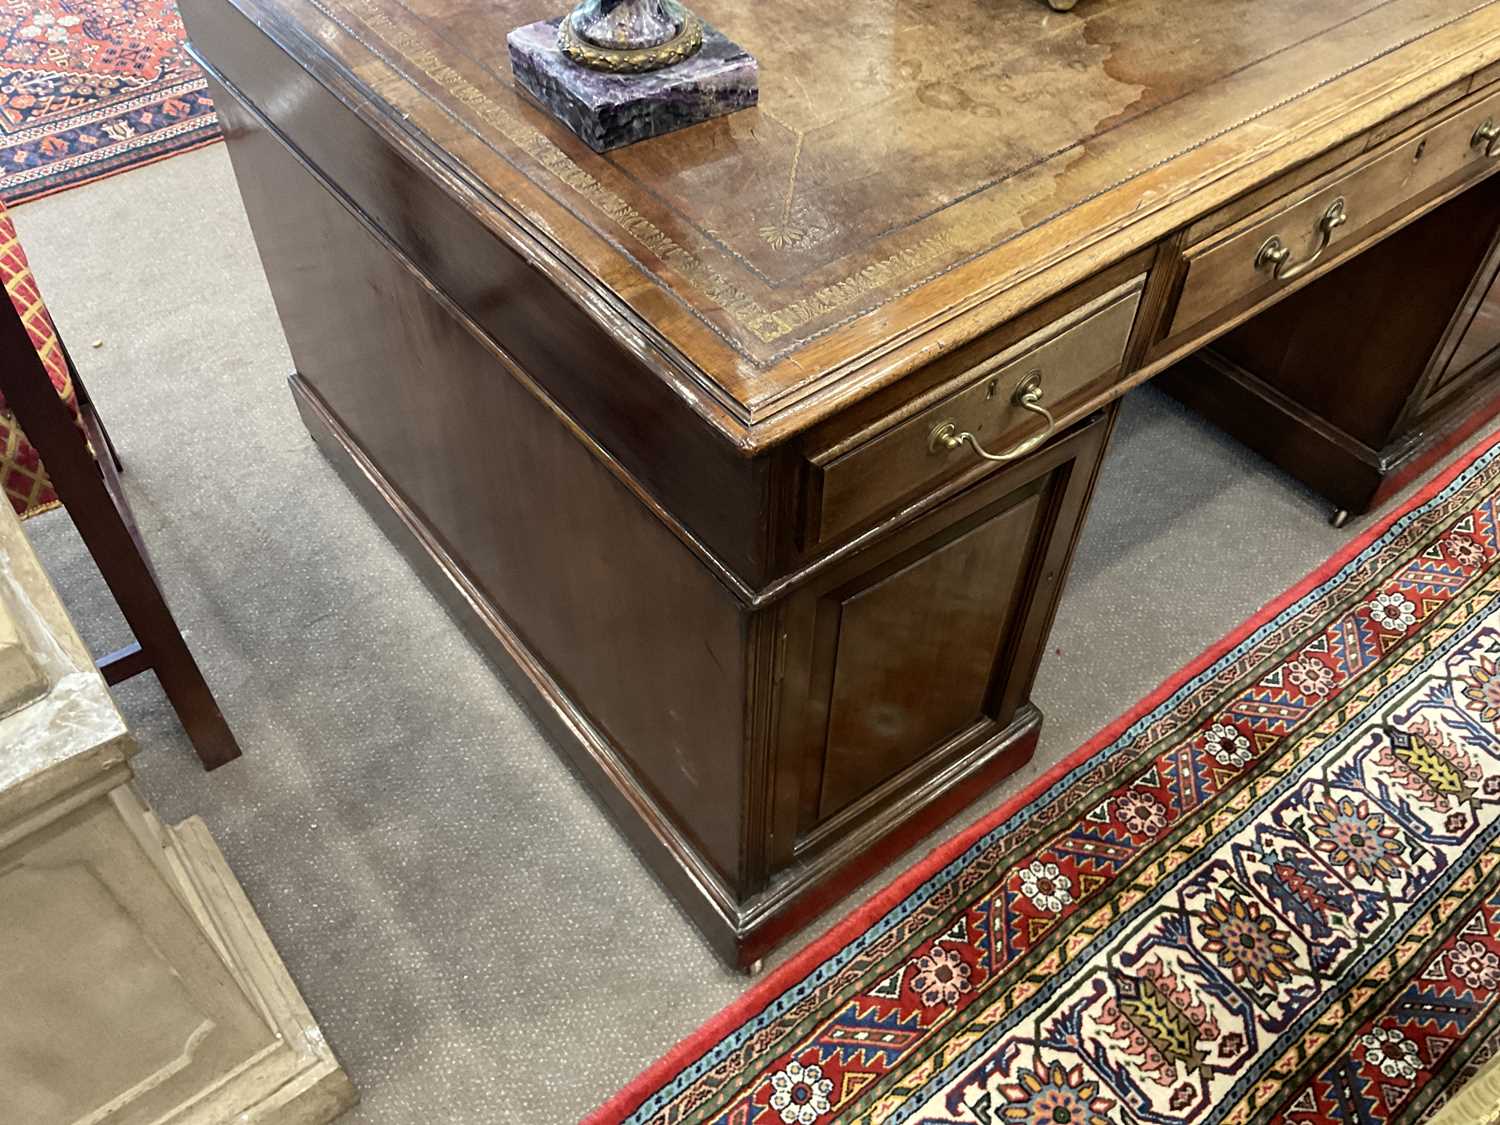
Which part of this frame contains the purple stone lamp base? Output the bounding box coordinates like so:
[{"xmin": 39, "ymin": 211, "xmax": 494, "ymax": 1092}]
[{"xmin": 507, "ymin": 17, "xmax": 758, "ymax": 152}]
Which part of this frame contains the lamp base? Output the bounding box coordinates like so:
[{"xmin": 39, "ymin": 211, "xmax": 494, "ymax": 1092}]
[{"xmin": 507, "ymin": 15, "xmax": 757, "ymax": 152}]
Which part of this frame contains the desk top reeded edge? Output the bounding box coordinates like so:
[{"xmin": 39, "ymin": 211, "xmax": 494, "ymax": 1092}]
[{"xmin": 199, "ymin": 0, "xmax": 1500, "ymax": 449}]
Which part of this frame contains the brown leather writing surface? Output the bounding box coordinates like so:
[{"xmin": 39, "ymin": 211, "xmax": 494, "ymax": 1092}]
[{"xmin": 207, "ymin": 0, "xmax": 1500, "ymax": 441}]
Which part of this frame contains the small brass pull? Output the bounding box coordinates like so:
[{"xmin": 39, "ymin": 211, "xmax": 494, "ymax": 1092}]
[
  {"xmin": 1474, "ymin": 119, "xmax": 1500, "ymax": 159},
  {"xmin": 928, "ymin": 373, "xmax": 1057, "ymax": 464},
  {"xmin": 1255, "ymin": 197, "xmax": 1348, "ymax": 282}
]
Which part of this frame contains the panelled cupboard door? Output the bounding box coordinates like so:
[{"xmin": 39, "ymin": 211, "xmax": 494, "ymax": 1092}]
[{"xmin": 771, "ymin": 411, "xmax": 1112, "ymax": 866}]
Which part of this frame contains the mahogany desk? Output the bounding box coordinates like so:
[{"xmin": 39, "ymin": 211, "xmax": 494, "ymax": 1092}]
[{"xmin": 183, "ymin": 0, "xmax": 1500, "ymax": 967}]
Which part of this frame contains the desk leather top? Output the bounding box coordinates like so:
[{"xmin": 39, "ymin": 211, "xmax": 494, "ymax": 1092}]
[{"xmin": 218, "ymin": 0, "xmax": 1500, "ymax": 442}]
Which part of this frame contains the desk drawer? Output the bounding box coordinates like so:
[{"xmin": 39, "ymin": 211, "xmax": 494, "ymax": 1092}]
[
  {"xmin": 1169, "ymin": 84, "xmax": 1500, "ymax": 340},
  {"xmin": 809, "ymin": 282, "xmax": 1140, "ymax": 544}
]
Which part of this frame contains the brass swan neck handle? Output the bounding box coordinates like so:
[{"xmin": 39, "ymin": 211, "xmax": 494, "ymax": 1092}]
[{"xmin": 928, "ymin": 374, "xmax": 1057, "ymax": 465}]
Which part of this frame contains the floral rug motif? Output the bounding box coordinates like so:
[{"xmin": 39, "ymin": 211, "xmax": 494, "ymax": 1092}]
[
  {"xmin": 0, "ymin": 0, "xmax": 218, "ymax": 204},
  {"xmin": 591, "ymin": 432, "xmax": 1500, "ymax": 1125}
]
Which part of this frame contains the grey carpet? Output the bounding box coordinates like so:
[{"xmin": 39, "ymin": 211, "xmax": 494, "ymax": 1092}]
[{"xmin": 12, "ymin": 144, "xmax": 1431, "ymax": 1122}]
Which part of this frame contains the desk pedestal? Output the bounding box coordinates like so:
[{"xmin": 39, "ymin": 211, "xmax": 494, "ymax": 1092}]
[{"xmin": 1163, "ymin": 170, "xmax": 1500, "ymax": 520}]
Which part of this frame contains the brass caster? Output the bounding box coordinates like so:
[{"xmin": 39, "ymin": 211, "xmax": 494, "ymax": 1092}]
[
  {"xmin": 1331, "ymin": 509, "xmax": 1351, "ymax": 529},
  {"xmin": 745, "ymin": 958, "xmax": 764, "ymax": 977}
]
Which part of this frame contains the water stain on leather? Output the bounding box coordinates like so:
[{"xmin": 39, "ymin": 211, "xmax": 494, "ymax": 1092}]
[
  {"xmin": 1086, "ymin": 0, "xmax": 1398, "ymax": 133},
  {"xmin": 917, "ymin": 82, "xmax": 1006, "ymax": 119}
]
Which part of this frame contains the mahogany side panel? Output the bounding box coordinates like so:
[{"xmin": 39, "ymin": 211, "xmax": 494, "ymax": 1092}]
[
  {"xmin": 214, "ymin": 90, "xmax": 754, "ymax": 886},
  {"xmin": 813, "ymin": 498, "xmax": 1040, "ymax": 822}
]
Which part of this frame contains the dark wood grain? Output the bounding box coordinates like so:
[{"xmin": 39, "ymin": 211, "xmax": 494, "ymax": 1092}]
[
  {"xmin": 815, "ymin": 503, "xmax": 1039, "ymax": 821},
  {"xmin": 1446, "ymin": 272, "xmax": 1500, "ymax": 378},
  {"xmin": 218, "ymin": 91, "xmax": 756, "ymax": 880}
]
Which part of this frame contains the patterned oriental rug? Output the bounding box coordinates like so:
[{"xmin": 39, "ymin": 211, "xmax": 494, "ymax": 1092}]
[
  {"xmin": 0, "ymin": 0, "xmax": 218, "ymax": 204},
  {"xmin": 591, "ymin": 431, "xmax": 1500, "ymax": 1125}
]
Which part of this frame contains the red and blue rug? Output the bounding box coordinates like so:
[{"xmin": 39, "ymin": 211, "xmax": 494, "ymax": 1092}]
[
  {"xmin": 592, "ymin": 430, "xmax": 1500, "ymax": 1124},
  {"xmin": 0, "ymin": 0, "xmax": 218, "ymax": 204}
]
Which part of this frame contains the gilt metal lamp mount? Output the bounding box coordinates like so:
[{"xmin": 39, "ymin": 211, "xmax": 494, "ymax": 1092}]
[{"xmin": 507, "ymin": 0, "xmax": 759, "ymax": 152}]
